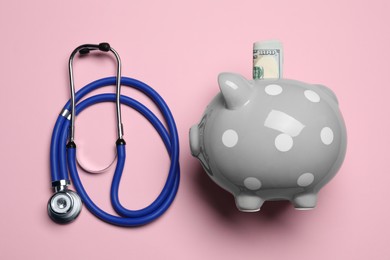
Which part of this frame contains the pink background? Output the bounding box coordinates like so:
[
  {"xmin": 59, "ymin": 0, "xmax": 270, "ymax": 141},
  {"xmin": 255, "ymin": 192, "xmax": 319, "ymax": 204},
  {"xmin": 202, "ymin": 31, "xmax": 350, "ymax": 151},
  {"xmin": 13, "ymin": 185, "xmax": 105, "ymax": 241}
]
[{"xmin": 1, "ymin": 0, "xmax": 389, "ymax": 259}]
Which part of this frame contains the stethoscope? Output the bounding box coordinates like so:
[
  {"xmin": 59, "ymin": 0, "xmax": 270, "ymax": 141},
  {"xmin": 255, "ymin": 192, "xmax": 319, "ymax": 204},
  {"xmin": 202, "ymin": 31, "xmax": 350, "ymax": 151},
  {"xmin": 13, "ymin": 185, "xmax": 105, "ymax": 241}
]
[{"xmin": 48, "ymin": 43, "xmax": 180, "ymax": 226}]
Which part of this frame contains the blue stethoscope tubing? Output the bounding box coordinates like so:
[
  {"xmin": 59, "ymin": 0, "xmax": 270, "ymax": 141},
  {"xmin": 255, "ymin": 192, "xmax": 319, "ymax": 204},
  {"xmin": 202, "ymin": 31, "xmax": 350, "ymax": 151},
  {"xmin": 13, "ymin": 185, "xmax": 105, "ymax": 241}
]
[{"xmin": 50, "ymin": 76, "xmax": 180, "ymax": 226}]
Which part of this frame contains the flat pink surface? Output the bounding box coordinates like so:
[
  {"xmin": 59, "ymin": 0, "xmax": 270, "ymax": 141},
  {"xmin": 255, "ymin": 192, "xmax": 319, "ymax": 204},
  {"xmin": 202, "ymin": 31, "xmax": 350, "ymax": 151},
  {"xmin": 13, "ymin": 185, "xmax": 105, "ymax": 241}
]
[{"xmin": 1, "ymin": 0, "xmax": 389, "ymax": 259}]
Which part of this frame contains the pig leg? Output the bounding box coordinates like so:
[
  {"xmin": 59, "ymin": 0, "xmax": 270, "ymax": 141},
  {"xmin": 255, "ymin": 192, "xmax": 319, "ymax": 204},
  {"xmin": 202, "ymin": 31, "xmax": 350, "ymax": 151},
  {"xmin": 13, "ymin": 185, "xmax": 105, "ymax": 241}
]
[
  {"xmin": 235, "ymin": 192, "xmax": 264, "ymax": 212},
  {"xmin": 292, "ymin": 193, "xmax": 318, "ymax": 210}
]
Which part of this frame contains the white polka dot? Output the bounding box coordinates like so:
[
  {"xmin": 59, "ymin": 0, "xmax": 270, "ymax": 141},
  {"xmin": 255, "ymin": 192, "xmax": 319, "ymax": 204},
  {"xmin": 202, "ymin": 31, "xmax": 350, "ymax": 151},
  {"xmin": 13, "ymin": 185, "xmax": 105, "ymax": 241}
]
[
  {"xmin": 275, "ymin": 134, "xmax": 293, "ymax": 152},
  {"xmin": 225, "ymin": 80, "xmax": 238, "ymax": 90},
  {"xmin": 304, "ymin": 90, "xmax": 320, "ymax": 103},
  {"xmin": 297, "ymin": 173, "xmax": 315, "ymax": 187},
  {"xmin": 222, "ymin": 129, "xmax": 238, "ymax": 148},
  {"xmin": 321, "ymin": 127, "xmax": 334, "ymax": 145},
  {"xmin": 265, "ymin": 84, "xmax": 283, "ymax": 96},
  {"xmin": 244, "ymin": 177, "xmax": 262, "ymax": 190}
]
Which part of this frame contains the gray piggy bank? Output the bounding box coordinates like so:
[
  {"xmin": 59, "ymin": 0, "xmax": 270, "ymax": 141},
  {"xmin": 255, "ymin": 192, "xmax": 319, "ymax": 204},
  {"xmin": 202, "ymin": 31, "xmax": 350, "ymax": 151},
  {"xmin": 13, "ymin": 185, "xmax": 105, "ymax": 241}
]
[{"xmin": 190, "ymin": 72, "xmax": 347, "ymax": 212}]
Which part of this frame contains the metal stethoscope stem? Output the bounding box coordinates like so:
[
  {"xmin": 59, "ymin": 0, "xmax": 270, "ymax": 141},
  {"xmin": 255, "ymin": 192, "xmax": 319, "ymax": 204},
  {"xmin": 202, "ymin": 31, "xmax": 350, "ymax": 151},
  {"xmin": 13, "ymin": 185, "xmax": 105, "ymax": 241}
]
[{"xmin": 68, "ymin": 43, "xmax": 124, "ymax": 143}]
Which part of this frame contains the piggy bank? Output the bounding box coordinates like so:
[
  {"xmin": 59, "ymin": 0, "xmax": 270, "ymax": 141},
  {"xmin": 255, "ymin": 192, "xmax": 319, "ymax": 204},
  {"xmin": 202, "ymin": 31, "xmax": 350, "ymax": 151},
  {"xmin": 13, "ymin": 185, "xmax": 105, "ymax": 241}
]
[{"xmin": 190, "ymin": 72, "xmax": 347, "ymax": 212}]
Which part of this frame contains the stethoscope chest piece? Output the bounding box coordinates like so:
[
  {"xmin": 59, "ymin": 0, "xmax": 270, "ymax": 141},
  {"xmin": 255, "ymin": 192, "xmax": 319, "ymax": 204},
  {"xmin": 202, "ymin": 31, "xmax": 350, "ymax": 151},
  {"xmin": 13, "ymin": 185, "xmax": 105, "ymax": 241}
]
[{"xmin": 48, "ymin": 186, "xmax": 82, "ymax": 224}]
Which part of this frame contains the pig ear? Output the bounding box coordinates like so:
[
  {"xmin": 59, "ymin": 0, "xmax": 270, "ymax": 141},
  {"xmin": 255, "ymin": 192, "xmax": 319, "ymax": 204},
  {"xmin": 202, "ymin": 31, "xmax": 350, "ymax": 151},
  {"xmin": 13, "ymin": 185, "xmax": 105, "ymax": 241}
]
[{"xmin": 218, "ymin": 72, "xmax": 253, "ymax": 109}]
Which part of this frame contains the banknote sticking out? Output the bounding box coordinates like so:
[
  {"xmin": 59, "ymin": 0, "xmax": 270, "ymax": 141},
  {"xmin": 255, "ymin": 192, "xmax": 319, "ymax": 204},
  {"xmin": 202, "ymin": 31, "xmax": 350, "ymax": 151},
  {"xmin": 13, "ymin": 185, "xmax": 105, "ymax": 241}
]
[{"xmin": 253, "ymin": 40, "xmax": 283, "ymax": 80}]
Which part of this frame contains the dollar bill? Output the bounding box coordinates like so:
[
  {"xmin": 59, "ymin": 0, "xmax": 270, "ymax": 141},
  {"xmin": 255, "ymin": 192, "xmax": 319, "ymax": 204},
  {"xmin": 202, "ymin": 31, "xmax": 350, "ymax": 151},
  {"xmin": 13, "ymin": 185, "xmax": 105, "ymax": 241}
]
[{"xmin": 253, "ymin": 40, "xmax": 283, "ymax": 79}]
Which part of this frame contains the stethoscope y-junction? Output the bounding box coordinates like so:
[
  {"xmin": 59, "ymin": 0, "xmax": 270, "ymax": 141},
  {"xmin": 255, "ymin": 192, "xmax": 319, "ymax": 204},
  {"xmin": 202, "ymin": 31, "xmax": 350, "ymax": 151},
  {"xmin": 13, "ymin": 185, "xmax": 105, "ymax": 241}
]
[{"xmin": 48, "ymin": 43, "xmax": 180, "ymax": 226}]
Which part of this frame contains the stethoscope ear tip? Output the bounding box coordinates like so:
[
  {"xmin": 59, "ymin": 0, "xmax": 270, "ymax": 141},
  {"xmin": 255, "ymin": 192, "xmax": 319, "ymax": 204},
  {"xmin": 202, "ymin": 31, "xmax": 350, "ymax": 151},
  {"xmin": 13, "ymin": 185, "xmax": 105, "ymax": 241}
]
[{"xmin": 47, "ymin": 189, "xmax": 82, "ymax": 224}]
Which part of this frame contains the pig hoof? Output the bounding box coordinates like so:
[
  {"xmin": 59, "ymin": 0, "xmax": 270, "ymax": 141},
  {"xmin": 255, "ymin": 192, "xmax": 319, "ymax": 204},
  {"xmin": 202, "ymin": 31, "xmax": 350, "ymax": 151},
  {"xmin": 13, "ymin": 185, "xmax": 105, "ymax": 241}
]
[
  {"xmin": 189, "ymin": 125, "xmax": 200, "ymax": 156},
  {"xmin": 293, "ymin": 193, "xmax": 317, "ymax": 210},
  {"xmin": 235, "ymin": 194, "xmax": 264, "ymax": 212}
]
